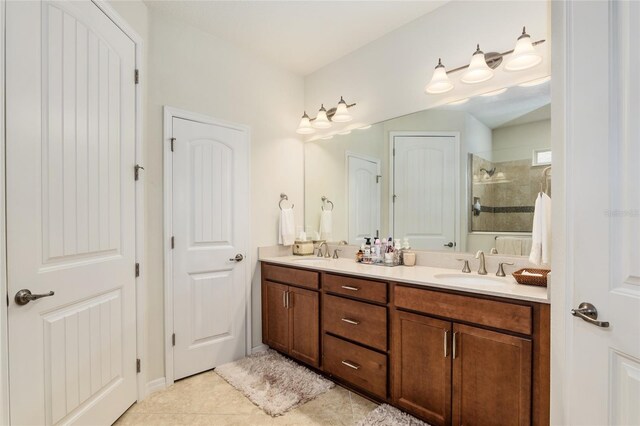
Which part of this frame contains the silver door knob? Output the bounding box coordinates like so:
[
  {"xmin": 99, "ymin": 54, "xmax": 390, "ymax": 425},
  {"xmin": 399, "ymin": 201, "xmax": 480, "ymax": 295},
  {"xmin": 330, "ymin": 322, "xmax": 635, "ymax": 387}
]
[
  {"xmin": 229, "ymin": 254, "xmax": 244, "ymax": 262},
  {"xmin": 571, "ymin": 302, "xmax": 609, "ymax": 328},
  {"xmin": 15, "ymin": 289, "xmax": 55, "ymax": 305},
  {"xmin": 444, "ymin": 242, "xmax": 455, "ymax": 248}
]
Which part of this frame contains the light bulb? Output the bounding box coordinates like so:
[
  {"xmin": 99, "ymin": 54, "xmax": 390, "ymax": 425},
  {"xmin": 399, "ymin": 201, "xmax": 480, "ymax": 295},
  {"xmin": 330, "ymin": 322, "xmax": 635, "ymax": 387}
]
[
  {"xmin": 425, "ymin": 58, "xmax": 454, "ymax": 94},
  {"xmin": 332, "ymin": 97, "xmax": 352, "ymax": 122},
  {"xmin": 461, "ymin": 45, "xmax": 494, "ymax": 84},
  {"xmin": 505, "ymin": 27, "xmax": 542, "ymax": 71},
  {"xmin": 312, "ymin": 104, "xmax": 332, "ymax": 129},
  {"xmin": 296, "ymin": 111, "xmax": 315, "ymax": 135}
]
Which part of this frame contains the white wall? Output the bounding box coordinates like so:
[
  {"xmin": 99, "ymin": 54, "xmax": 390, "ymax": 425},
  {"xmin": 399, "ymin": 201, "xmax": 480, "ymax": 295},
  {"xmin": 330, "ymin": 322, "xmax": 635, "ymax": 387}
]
[
  {"xmin": 304, "ymin": 1, "xmax": 550, "ymax": 132},
  {"xmin": 145, "ymin": 9, "xmax": 304, "ymax": 381}
]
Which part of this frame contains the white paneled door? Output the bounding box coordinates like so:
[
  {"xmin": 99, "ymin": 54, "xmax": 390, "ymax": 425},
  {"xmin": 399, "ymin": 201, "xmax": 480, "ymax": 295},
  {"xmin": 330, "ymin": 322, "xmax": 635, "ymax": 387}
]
[
  {"xmin": 392, "ymin": 135, "xmax": 457, "ymax": 251},
  {"xmin": 348, "ymin": 154, "xmax": 381, "ymax": 244},
  {"xmin": 6, "ymin": 1, "xmax": 137, "ymax": 425},
  {"xmin": 562, "ymin": 1, "xmax": 640, "ymax": 424},
  {"xmin": 171, "ymin": 116, "xmax": 248, "ymax": 380}
]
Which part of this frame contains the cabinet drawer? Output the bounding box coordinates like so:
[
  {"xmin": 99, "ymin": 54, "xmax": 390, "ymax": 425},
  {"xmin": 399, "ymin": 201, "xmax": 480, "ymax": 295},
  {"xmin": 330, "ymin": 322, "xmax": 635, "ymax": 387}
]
[
  {"xmin": 263, "ymin": 263, "xmax": 319, "ymax": 290},
  {"xmin": 323, "ymin": 334, "xmax": 387, "ymax": 400},
  {"xmin": 323, "ymin": 274, "xmax": 387, "ymax": 303},
  {"xmin": 394, "ymin": 285, "xmax": 532, "ymax": 335},
  {"xmin": 323, "ymin": 294, "xmax": 387, "ymax": 351}
]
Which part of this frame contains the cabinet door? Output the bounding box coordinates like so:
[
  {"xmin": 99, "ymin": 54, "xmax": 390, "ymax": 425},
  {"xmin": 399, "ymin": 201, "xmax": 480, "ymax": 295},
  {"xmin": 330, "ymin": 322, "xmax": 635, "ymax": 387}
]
[
  {"xmin": 453, "ymin": 324, "xmax": 532, "ymax": 426},
  {"xmin": 263, "ymin": 281, "xmax": 289, "ymax": 353},
  {"xmin": 392, "ymin": 310, "xmax": 452, "ymax": 426},
  {"xmin": 289, "ymin": 286, "xmax": 320, "ymax": 367}
]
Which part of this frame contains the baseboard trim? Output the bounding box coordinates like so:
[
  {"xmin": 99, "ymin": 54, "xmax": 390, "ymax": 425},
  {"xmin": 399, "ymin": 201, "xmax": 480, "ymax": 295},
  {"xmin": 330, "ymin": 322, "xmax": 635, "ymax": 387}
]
[
  {"xmin": 144, "ymin": 377, "xmax": 167, "ymax": 398},
  {"xmin": 251, "ymin": 344, "xmax": 268, "ymax": 354}
]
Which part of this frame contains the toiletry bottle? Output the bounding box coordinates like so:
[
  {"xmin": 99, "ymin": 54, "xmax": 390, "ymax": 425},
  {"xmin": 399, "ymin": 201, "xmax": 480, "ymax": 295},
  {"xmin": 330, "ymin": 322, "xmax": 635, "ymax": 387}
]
[
  {"xmin": 356, "ymin": 244, "xmax": 364, "ymax": 263},
  {"xmin": 374, "ymin": 238, "xmax": 382, "ymax": 263},
  {"xmin": 364, "ymin": 238, "xmax": 372, "ymax": 263},
  {"xmin": 394, "ymin": 239, "xmax": 402, "ymax": 265}
]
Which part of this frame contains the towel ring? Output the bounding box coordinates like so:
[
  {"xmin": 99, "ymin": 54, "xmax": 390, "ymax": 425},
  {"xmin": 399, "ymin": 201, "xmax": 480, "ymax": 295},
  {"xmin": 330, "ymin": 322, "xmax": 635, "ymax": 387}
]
[
  {"xmin": 279, "ymin": 193, "xmax": 294, "ymax": 210},
  {"xmin": 321, "ymin": 196, "xmax": 334, "ymax": 211}
]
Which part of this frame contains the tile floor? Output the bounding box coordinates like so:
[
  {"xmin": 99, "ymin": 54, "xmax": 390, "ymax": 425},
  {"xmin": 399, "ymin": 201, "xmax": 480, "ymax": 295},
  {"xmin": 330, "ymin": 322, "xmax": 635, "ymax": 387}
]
[{"xmin": 115, "ymin": 370, "xmax": 379, "ymax": 425}]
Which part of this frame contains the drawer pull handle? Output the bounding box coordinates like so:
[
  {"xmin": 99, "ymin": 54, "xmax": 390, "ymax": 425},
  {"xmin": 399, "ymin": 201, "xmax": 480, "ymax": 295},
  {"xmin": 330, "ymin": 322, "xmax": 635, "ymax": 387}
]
[
  {"xmin": 341, "ymin": 285, "xmax": 360, "ymax": 291},
  {"xmin": 444, "ymin": 330, "xmax": 448, "ymax": 357},
  {"xmin": 452, "ymin": 332, "xmax": 458, "ymax": 360},
  {"xmin": 341, "ymin": 360, "xmax": 360, "ymax": 370},
  {"xmin": 341, "ymin": 318, "xmax": 360, "ymax": 325}
]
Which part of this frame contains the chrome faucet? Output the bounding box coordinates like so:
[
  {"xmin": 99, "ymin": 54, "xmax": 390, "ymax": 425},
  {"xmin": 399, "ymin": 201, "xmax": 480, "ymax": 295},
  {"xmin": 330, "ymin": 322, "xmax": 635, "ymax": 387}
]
[
  {"xmin": 496, "ymin": 261, "xmax": 514, "ymax": 277},
  {"xmin": 317, "ymin": 242, "xmax": 330, "ymax": 258},
  {"xmin": 475, "ymin": 250, "xmax": 487, "ymax": 275}
]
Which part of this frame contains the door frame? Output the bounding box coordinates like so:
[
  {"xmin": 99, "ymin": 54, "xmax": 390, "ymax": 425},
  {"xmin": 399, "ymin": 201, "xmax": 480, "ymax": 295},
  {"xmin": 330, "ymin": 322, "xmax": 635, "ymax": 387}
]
[
  {"xmin": 388, "ymin": 131, "xmax": 461, "ymax": 251},
  {"xmin": 162, "ymin": 106, "xmax": 252, "ymax": 387},
  {"xmin": 0, "ymin": 0, "xmax": 146, "ymax": 419},
  {"xmin": 345, "ymin": 151, "xmax": 381, "ymax": 243}
]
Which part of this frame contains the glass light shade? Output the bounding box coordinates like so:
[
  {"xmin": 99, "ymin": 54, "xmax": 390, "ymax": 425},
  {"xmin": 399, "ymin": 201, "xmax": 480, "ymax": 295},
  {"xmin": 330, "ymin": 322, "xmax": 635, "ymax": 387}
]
[
  {"xmin": 332, "ymin": 97, "xmax": 352, "ymax": 122},
  {"xmin": 505, "ymin": 30, "xmax": 542, "ymax": 71},
  {"xmin": 312, "ymin": 105, "xmax": 332, "ymax": 129},
  {"xmin": 296, "ymin": 112, "xmax": 315, "ymax": 135},
  {"xmin": 425, "ymin": 59, "xmax": 454, "ymax": 94},
  {"xmin": 461, "ymin": 46, "xmax": 494, "ymax": 84}
]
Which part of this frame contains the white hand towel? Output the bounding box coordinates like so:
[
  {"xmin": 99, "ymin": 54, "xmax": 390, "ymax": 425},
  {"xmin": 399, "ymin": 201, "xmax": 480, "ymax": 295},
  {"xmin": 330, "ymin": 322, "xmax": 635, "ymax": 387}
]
[
  {"xmin": 278, "ymin": 208, "xmax": 295, "ymax": 246},
  {"xmin": 319, "ymin": 210, "xmax": 333, "ymax": 241},
  {"xmin": 529, "ymin": 193, "xmax": 552, "ymax": 265},
  {"xmin": 496, "ymin": 237, "xmax": 523, "ymax": 256}
]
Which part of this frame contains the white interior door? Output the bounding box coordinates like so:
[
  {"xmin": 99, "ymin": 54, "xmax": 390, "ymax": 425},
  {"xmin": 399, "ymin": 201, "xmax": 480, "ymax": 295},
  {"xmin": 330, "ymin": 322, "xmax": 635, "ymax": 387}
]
[
  {"xmin": 393, "ymin": 135, "xmax": 457, "ymax": 250},
  {"xmin": 171, "ymin": 116, "xmax": 249, "ymax": 381},
  {"xmin": 6, "ymin": 1, "xmax": 138, "ymax": 424},
  {"xmin": 348, "ymin": 154, "xmax": 380, "ymax": 244},
  {"xmin": 561, "ymin": 1, "xmax": 640, "ymax": 424}
]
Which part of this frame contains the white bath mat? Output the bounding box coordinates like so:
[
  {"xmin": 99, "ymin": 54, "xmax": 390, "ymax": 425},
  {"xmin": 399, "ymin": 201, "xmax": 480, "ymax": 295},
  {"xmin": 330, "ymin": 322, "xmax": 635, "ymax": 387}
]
[
  {"xmin": 215, "ymin": 349, "xmax": 334, "ymax": 417},
  {"xmin": 357, "ymin": 404, "xmax": 431, "ymax": 426}
]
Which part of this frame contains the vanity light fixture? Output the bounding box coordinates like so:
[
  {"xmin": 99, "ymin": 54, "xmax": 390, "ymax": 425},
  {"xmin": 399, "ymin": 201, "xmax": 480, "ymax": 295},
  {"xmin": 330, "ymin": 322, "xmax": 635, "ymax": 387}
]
[
  {"xmin": 461, "ymin": 45, "xmax": 495, "ymax": 84},
  {"xmin": 504, "ymin": 27, "xmax": 543, "ymax": 71},
  {"xmin": 332, "ymin": 97, "xmax": 353, "ymax": 122},
  {"xmin": 425, "ymin": 58, "xmax": 454, "ymax": 94},
  {"xmin": 337, "ymin": 130, "xmax": 352, "ymax": 135},
  {"xmin": 312, "ymin": 105, "xmax": 332, "ymax": 129},
  {"xmin": 320, "ymin": 135, "xmax": 334, "ymax": 140},
  {"xmin": 296, "ymin": 111, "xmax": 315, "ymax": 135},
  {"xmin": 357, "ymin": 124, "xmax": 372, "ymax": 130},
  {"xmin": 295, "ymin": 96, "xmax": 357, "ymax": 134},
  {"xmin": 424, "ymin": 28, "xmax": 545, "ymax": 94},
  {"xmin": 518, "ymin": 75, "xmax": 551, "ymax": 87}
]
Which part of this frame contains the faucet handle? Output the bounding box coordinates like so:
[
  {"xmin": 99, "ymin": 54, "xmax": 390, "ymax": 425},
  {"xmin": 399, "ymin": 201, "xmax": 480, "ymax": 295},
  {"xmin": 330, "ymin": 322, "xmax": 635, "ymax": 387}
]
[
  {"xmin": 496, "ymin": 262, "xmax": 515, "ymax": 277},
  {"xmin": 333, "ymin": 249, "xmax": 342, "ymax": 259},
  {"xmin": 456, "ymin": 258, "xmax": 471, "ymax": 273}
]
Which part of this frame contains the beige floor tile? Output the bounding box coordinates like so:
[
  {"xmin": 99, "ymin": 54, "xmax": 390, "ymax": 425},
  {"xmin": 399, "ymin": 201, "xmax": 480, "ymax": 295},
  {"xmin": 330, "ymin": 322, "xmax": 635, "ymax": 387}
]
[{"xmin": 115, "ymin": 370, "xmax": 378, "ymax": 425}]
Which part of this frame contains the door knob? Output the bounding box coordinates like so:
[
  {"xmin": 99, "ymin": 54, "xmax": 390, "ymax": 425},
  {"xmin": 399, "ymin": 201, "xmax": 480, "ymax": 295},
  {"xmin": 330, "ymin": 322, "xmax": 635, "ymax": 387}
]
[
  {"xmin": 229, "ymin": 254, "xmax": 244, "ymax": 262},
  {"xmin": 15, "ymin": 289, "xmax": 55, "ymax": 305},
  {"xmin": 444, "ymin": 242, "xmax": 455, "ymax": 248},
  {"xmin": 571, "ymin": 302, "xmax": 610, "ymax": 328}
]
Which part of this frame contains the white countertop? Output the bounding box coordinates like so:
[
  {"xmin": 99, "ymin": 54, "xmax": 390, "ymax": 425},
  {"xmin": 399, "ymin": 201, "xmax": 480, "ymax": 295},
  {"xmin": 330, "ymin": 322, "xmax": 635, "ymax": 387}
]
[{"xmin": 259, "ymin": 255, "xmax": 550, "ymax": 304}]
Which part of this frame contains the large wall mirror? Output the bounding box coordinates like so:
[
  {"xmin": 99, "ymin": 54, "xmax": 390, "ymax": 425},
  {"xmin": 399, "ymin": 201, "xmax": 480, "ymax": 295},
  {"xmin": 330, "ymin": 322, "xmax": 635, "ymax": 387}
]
[{"xmin": 304, "ymin": 78, "xmax": 551, "ymax": 256}]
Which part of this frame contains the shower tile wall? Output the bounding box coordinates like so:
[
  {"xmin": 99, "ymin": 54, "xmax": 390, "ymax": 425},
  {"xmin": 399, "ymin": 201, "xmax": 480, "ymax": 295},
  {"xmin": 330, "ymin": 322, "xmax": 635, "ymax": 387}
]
[{"xmin": 471, "ymin": 155, "xmax": 549, "ymax": 232}]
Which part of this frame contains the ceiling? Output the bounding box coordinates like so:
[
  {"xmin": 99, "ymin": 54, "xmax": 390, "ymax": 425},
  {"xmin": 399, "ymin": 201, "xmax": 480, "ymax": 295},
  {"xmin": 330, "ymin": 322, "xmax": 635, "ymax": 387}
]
[{"xmin": 143, "ymin": 1, "xmax": 448, "ymax": 76}]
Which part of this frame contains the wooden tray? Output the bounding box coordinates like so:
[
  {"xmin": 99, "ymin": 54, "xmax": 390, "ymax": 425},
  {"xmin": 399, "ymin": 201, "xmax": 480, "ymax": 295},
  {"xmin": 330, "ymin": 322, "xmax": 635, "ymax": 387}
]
[{"xmin": 512, "ymin": 268, "xmax": 550, "ymax": 287}]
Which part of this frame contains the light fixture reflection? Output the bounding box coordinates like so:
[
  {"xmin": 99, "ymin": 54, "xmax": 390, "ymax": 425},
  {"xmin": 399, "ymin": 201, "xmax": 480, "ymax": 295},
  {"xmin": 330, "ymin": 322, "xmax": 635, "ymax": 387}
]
[
  {"xmin": 518, "ymin": 76, "xmax": 551, "ymax": 87},
  {"xmin": 312, "ymin": 105, "xmax": 332, "ymax": 129}
]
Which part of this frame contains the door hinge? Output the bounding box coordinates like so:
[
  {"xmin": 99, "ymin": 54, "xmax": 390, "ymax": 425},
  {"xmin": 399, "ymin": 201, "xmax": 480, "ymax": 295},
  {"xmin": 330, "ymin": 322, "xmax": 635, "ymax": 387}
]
[
  {"xmin": 135, "ymin": 262, "xmax": 140, "ymax": 277},
  {"xmin": 393, "ymin": 148, "xmax": 396, "ymax": 156},
  {"xmin": 134, "ymin": 164, "xmax": 144, "ymax": 181},
  {"xmin": 170, "ymin": 137, "xmax": 175, "ymax": 152},
  {"xmin": 135, "ymin": 69, "xmax": 139, "ymax": 84},
  {"xmin": 172, "ymin": 333, "xmax": 176, "ymax": 347},
  {"xmin": 171, "ymin": 236, "xmax": 175, "ymax": 249},
  {"xmin": 393, "ymin": 194, "xmax": 397, "ymax": 202},
  {"xmin": 376, "ymin": 175, "xmax": 382, "ymax": 183},
  {"xmin": 136, "ymin": 358, "xmax": 141, "ymax": 373}
]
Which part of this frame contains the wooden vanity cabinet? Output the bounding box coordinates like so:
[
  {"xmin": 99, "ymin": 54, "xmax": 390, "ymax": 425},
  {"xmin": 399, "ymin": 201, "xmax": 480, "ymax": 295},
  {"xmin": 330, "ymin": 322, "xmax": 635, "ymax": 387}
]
[
  {"xmin": 261, "ymin": 264, "xmax": 320, "ymax": 368},
  {"xmin": 393, "ymin": 284, "xmax": 542, "ymax": 426}
]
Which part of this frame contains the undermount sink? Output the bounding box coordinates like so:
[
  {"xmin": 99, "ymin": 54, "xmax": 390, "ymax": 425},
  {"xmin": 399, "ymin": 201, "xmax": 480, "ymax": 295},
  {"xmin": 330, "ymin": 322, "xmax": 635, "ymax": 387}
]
[{"xmin": 433, "ymin": 273, "xmax": 507, "ymax": 286}]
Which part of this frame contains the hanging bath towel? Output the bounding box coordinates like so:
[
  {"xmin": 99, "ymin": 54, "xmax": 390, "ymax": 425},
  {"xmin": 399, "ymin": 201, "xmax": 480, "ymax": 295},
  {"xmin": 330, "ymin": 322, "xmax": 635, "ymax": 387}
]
[
  {"xmin": 279, "ymin": 208, "xmax": 295, "ymax": 246},
  {"xmin": 529, "ymin": 193, "xmax": 552, "ymax": 265},
  {"xmin": 319, "ymin": 210, "xmax": 332, "ymax": 242}
]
